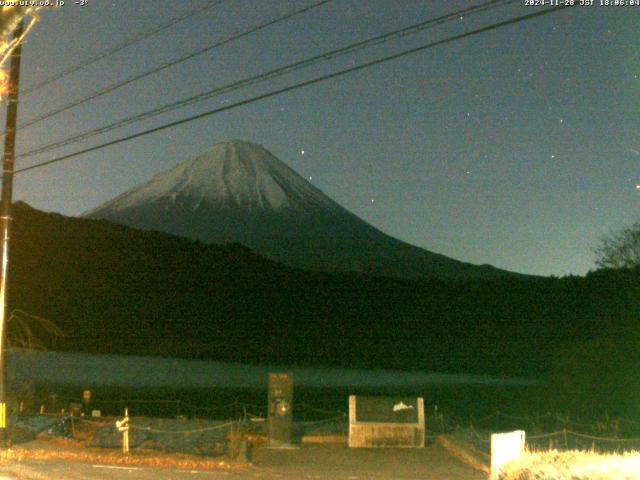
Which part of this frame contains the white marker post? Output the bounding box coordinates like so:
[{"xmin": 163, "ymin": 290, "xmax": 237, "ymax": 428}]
[
  {"xmin": 115, "ymin": 407, "xmax": 129, "ymax": 455},
  {"xmin": 490, "ymin": 430, "xmax": 525, "ymax": 480}
]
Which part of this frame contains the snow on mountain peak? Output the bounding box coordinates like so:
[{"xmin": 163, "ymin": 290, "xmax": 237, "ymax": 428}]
[
  {"xmin": 83, "ymin": 140, "xmax": 516, "ymax": 280},
  {"xmin": 89, "ymin": 140, "xmax": 340, "ymax": 215}
]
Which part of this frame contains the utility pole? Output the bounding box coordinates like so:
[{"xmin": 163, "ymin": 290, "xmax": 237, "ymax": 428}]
[{"xmin": 0, "ymin": 19, "xmax": 24, "ymax": 447}]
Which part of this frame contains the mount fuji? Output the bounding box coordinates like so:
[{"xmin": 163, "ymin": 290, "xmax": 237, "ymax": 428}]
[{"xmin": 84, "ymin": 140, "xmax": 515, "ymax": 280}]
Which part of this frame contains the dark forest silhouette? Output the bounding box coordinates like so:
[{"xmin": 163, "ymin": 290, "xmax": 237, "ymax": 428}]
[{"xmin": 7, "ymin": 202, "xmax": 639, "ymax": 415}]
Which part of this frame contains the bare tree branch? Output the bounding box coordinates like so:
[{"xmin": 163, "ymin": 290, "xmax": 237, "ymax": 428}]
[
  {"xmin": 594, "ymin": 221, "xmax": 640, "ymax": 269},
  {"xmin": 6, "ymin": 309, "xmax": 65, "ymax": 351}
]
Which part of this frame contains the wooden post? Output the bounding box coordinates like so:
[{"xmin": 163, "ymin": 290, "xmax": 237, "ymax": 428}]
[
  {"xmin": 82, "ymin": 389, "xmax": 91, "ymax": 416},
  {"xmin": 116, "ymin": 407, "xmax": 129, "ymax": 455},
  {"xmin": 0, "ymin": 19, "xmax": 24, "ymax": 448},
  {"xmin": 123, "ymin": 407, "xmax": 129, "ymax": 454},
  {"xmin": 229, "ymin": 420, "xmax": 236, "ymax": 458}
]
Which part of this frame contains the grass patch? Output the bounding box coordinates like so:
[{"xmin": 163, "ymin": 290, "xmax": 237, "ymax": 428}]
[{"xmin": 500, "ymin": 450, "xmax": 640, "ymax": 480}]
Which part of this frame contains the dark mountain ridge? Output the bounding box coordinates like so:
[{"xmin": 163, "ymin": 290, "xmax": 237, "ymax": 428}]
[
  {"xmin": 6, "ymin": 202, "xmax": 638, "ymax": 382},
  {"xmin": 84, "ymin": 140, "xmax": 523, "ymax": 281}
]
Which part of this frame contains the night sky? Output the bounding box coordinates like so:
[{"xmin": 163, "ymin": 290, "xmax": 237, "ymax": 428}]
[{"xmin": 6, "ymin": 0, "xmax": 639, "ymax": 276}]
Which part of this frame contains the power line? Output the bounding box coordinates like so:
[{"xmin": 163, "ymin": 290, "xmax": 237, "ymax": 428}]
[
  {"xmin": 14, "ymin": 5, "xmax": 570, "ymax": 176},
  {"xmin": 21, "ymin": 0, "xmax": 227, "ymax": 96},
  {"xmin": 16, "ymin": 0, "xmax": 333, "ymax": 132},
  {"xmin": 17, "ymin": 0, "xmax": 516, "ymax": 159},
  {"xmin": 19, "ymin": 0, "xmax": 511, "ymax": 157}
]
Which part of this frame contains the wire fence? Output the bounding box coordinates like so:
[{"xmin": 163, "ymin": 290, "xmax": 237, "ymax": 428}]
[
  {"xmin": 73, "ymin": 415, "xmax": 232, "ymax": 456},
  {"xmin": 42, "ymin": 394, "xmax": 348, "ymax": 422},
  {"xmin": 445, "ymin": 412, "xmax": 640, "ymax": 455},
  {"xmin": 466, "ymin": 410, "xmax": 640, "ymax": 434},
  {"xmin": 28, "ymin": 394, "xmax": 640, "ymax": 455},
  {"xmin": 16, "ymin": 391, "xmax": 354, "ymax": 457},
  {"xmin": 59, "ymin": 400, "xmax": 347, "ymax": 456}
]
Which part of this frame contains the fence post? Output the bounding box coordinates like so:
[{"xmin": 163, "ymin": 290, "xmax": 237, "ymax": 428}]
[
  {"xmin": 116, "ymin": 407, "xmax": 129, "ymax": 455},
  {"xmin": 123, "ymin": 407, "xmax": 129, "ymax": 454}
]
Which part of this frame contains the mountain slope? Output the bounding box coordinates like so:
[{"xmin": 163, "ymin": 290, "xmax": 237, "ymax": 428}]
[
  {"xmin": 84, "ymin": 140, "xmax": 517, "ymax": 280},
  {"xmin": 6, "ymin": 202, "xmax": 637, "ymax": 379}
]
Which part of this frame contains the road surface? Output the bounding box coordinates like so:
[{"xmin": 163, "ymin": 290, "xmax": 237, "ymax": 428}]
[{"xmin": 0, "ymin": 443, "xmax": 485, "ymax": 479}]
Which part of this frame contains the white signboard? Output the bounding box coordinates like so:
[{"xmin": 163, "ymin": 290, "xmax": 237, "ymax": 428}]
[
  {"xmin": 348, "ymin": 395, "xmax": 425, "ymax": 448},
  {"xmin": 490, "ymin": 430, "xmax": 525, "ymax": 480}
]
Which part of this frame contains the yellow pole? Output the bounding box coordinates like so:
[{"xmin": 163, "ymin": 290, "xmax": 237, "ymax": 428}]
[{"xmin": 123, "ymin": 407, "xmax": 129, "ymax": 454}]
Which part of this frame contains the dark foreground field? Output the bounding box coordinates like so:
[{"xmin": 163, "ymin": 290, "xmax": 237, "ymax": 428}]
[{"xmin": 0, "ymin": 440, "xmax": 483, "ymax": 480}]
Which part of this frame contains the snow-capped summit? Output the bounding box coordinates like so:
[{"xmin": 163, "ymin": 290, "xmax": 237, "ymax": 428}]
[
  {"xmin": 85, "ymin": 140, "xmax": 515, "ymax": 280},
  {"xmin": 89, "ymin": 140, "xmax": 340, "ymax": 215}
]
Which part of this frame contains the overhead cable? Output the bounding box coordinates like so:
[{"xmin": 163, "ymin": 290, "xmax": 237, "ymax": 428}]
[
  {"xmin": 15, "ymin": 5, "xmax": 570, "ymax": 176},
  {"xmin": 17, "ymin": 0, "xmax": 515, "ymax": 159},
  {"xmin": 17, "ymin": 0, "xmax": 333, "ymax": 130},
  {"xmin": 21, "ymin": 0, "xmax": 228, "ymax": 96}
]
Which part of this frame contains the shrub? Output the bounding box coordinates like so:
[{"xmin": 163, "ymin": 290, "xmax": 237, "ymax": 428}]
[{"xmin": 500, "ymin": 450, "xmax": 640, "ymax": 480}]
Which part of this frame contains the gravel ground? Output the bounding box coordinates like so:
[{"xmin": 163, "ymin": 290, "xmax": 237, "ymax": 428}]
[{"xmin": 0, "ymin": 442, "xmax": 484, "ymax": 479}]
